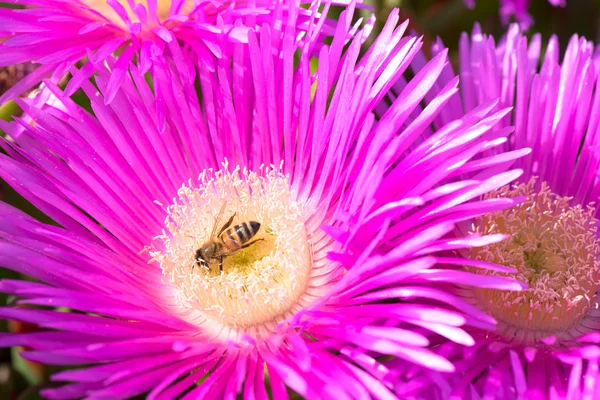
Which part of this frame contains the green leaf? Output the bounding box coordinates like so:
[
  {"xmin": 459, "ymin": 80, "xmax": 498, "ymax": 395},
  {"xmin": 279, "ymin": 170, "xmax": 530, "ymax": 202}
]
[{"xmin": 11, "ymin": 348, "xmax": 44, "ymax": 386}]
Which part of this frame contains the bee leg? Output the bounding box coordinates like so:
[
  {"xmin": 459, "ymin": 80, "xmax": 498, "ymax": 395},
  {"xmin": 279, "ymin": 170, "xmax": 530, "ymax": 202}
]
[
  {"xmin": 241, "ymin": 238, "xmax": 265, "ymax": 249},
  {"xmin": 219, "ymin": 257, "xmax": 224, "ymax": 272},
  {"xmin": 192, "ymin": 260, "xmax": 206, "ymax": 273}
]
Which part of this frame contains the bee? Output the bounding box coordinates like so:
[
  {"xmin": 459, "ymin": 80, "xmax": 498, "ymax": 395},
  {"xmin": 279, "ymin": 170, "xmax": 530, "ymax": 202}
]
[{"xmin": 194, "ymin": 203, "xmax": 263, "ymax": 272}]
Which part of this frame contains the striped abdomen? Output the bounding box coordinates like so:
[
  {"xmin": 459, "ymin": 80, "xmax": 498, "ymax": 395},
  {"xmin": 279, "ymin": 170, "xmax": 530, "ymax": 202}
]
[{"xmin": 219, "ymin": 221, "xmax": 260, "ymax": 250}]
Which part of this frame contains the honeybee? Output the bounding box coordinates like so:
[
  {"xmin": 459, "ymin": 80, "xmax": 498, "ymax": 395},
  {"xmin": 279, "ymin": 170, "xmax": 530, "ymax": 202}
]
[{"xmin": 194, "ymin": 203, "xmax": 263, "ymax": 272}]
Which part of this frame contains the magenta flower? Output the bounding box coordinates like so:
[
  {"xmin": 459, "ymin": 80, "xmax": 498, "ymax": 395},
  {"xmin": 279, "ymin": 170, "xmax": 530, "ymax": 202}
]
[
  {"xmin": 0, "ymin": 0, "xmax": 347, "ymax": 104},
  {"xmin": 464, "ymin": 0, "xmax": 566, "ymax": 29},
  {"xmin": 394, "ymin": 24, "xmax": 600, "ymax": 399},
  {"xmin": 0, "ymin": 5, "xmax": 526, "ymax": 399}
]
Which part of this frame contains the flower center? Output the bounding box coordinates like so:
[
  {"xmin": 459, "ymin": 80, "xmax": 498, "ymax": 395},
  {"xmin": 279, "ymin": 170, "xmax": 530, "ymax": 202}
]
[
  {"xmin": 150, "ymin": 165, "xmax": 312, "ymax": 334},
  {"xmin": 469, "ymin": 178, "xmax": 600, "ymax": 343},
  {"xmin": 82, "ymin": 0, "xmax": 193, "ymax": 26}
]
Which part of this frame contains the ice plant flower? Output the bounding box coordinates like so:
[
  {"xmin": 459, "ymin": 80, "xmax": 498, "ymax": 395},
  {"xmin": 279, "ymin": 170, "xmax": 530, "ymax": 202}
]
[
  {"xmin": 0, "ymin": 0, "xmax": 349, "ymax": 104},
  {"xmin": 394, "ymin": 24, "xmax": 600, "ymax": 399},
  {"xmin": 464, "ymin": 0, "xmax": 566, "ymax": 29},
  {"xmin": 0, "ymin": 4, "xmax": 527, "ymax": 399}
]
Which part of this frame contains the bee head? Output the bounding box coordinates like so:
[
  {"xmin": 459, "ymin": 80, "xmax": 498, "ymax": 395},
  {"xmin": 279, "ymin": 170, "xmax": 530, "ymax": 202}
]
[{"xmin": 197, "ymin": 242, "xmax": 217, "ymax": 261}]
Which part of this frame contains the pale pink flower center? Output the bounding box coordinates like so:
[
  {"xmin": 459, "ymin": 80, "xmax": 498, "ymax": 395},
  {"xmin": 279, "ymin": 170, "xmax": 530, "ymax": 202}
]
[{"xmin": 470, "ymin": 178, "xmax": 600, "ymax": 342}]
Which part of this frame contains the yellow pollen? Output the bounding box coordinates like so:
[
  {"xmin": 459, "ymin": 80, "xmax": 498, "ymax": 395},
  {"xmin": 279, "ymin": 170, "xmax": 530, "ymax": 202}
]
[
  {"xmin": 82, "ymin": 0, "xmax": 194, "ymax": 26},
  {"xmin": 150, "ymin": 164, "xmax": 312, "ymax": 335},
  {"xmin": 469, "ymin": 178, "xmax": 600, "ymax": 343}
]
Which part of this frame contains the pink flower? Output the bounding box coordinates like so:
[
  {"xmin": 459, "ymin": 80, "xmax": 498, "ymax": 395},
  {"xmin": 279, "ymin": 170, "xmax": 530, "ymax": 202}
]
[
  {"xmin": 394, "ymin": 23, "xmax": 600, "ymax": 399},
  {"xmin": 0, "ymin": 0, "xmax": 350, "ymax": 104},
  {"xmin": 0, "ymin": 4, "xmax": 527, "ymax": 399}
]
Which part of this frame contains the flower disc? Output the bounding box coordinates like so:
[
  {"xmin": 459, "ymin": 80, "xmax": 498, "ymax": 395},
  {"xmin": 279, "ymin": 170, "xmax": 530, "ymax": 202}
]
[
  {"xmin": 469, "ymin": 179, "xmax": 600, "ymax": 343},
  {"xmin": 151, "ymin": 165, "xmax": 314, "ymax": 338}
]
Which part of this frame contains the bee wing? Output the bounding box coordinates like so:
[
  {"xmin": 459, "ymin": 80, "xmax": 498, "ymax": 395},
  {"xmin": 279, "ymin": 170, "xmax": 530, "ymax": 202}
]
[{"xmin": 209, "ymin": 201, "xmax": 228, "ymax": 238}]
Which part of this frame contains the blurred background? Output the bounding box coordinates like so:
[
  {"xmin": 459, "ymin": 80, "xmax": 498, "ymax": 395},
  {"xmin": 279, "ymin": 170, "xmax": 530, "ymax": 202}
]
[
  {"xmin": 1, "ymin": 0, "xmax": 600, "ymax": 398},
  {"xmin": 362, "ymin": 0, "xmax": 600, "ymax": 61}
]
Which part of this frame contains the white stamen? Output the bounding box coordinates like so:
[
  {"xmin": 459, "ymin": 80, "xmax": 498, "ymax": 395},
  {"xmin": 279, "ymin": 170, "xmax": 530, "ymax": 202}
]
[{"xmin": 150, "ymin": 166, "xmax": 313, "ymax": 336}]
